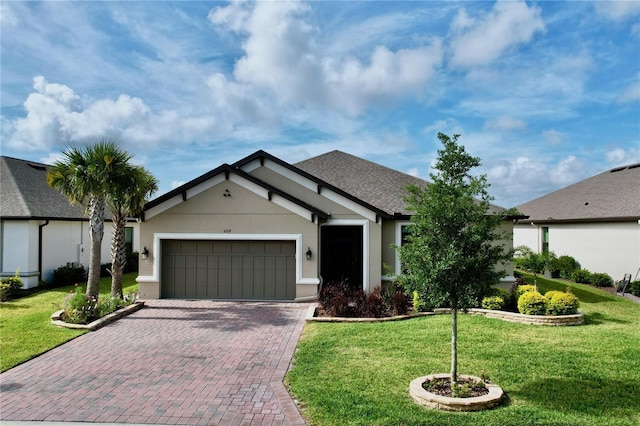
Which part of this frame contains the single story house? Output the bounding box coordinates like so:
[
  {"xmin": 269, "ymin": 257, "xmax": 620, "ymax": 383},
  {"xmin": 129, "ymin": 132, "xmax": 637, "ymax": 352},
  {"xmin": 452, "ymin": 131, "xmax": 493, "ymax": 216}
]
[
  {"xmin": 514, "ymin": 163, "xmax": 640, "ymax": 282},
  {"xmin": 137, "ymin": 150, "xmax": 516, "ymax": 301},
  {"xmin": 0, "ymin": 156, "xmax": 139, "ymax": 289}
]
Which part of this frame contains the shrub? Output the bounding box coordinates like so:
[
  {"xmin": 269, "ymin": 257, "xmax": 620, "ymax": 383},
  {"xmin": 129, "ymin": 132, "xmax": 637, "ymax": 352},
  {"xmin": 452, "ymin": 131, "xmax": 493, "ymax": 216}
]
[
  {"xmin": 62, "ymin": 285, "xmax": 98, "ymax": 324},
  {"xmin": 482, "ymin": 295, "xmax": 506, "ymax": 310},
  {"xmin": 319, "ymin": 280, "xmax": 353, "ymax": 317},
  {"xmin": 630, "ymin": 281, "xmax": 640, "ymax": 297},
  {"xmin": 517, "ymin": 291, "xmax": 547, "ymax": 315},
  {"xmin": 546, "ymin": 291, "xmax": 579, "ymax": 315},
  {"xmin": 0, "ymin": 271, "xmax": 23, "ymax": 301},
  {"xmin": 590, "ymin": 272, "xmax": 613, "ymax": 287},
  {"xmin": 556, "ymin": 255, "xmax": 579, "ymax": 279},
  {"xmin": 391, "ymin": 290, "xmax": 410, "ymax": 315},
  {"xmin": 544, "ymin": 290, "xmax": 564, "ymax": 302},
  {"xmin": 571, "ymin": 269, "xmax": 592, "ymax": 284},
  {"xmin": 52, "ymin": 265, "xmax": 87, "ymax": 288},
  {"xmin": 513, "ymin": 284, "xmax": 536, "ymax": 301},
  {"xmin": 358, "ymin": 288, "xmax": 386, "ymax": 318}
]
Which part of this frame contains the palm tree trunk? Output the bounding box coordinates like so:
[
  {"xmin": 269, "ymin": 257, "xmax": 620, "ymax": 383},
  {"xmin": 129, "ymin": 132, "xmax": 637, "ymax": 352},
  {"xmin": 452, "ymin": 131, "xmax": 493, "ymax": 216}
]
[
  {"xmin": 451, "ymin": 307, "xmax": 458, "ymax": 394},
  {"xmin": 110, "ymin": 214, "xmax": 127, "ymax": 298},
  {"xmin": 86, "ymin": 196, "xmax": 104, "ymax": 298}
]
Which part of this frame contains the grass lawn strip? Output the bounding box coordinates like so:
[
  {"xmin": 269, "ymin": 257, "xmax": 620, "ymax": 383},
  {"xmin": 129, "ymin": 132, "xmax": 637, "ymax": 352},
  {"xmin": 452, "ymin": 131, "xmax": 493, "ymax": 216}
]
[
  {"xmin": 0, "ymin": 273, "xmax": 138, "ymax": 373},
  {"xmin": 285, "ymin": 273, "xmax": 640, "ymax": 426}
]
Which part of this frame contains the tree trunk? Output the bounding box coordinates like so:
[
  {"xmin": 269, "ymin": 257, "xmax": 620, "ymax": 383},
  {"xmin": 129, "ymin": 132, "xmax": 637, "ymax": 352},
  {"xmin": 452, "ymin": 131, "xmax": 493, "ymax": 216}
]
[
  {"xmin": 86, "ymin": 196, "xmax": 105, "ymax": 298},
  {"xmin": 450, "ymin": 307, "xmax": 458, "ymax": 394},
  {"xmin": 110, "ymin": 214, "xmax": 127, "ymax": 298}
]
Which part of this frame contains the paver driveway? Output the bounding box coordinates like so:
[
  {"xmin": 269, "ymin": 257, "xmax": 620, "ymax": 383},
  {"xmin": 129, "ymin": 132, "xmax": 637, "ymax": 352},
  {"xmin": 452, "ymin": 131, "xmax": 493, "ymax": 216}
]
[{"xmin": 0, "ymin": 300, "xmax": 311, "ymax": 425}]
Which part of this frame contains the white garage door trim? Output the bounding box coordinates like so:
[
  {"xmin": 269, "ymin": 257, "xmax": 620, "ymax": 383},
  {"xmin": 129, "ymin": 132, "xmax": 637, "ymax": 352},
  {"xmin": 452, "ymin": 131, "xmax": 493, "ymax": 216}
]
[{"xmin": 137, "ymin": 233, "xmax": 320, "ymax": 286}]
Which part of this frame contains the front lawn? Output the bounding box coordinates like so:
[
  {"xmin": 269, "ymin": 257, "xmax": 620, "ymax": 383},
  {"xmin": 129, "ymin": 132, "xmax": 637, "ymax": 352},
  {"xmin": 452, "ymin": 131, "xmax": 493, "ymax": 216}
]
[
  {"xmin": 0, "ymin": 273, "xmax": 138, "ymax": 373},
  {"xmin": 286, "ymin": 273, "xmax": 640, "ymax": 426}
]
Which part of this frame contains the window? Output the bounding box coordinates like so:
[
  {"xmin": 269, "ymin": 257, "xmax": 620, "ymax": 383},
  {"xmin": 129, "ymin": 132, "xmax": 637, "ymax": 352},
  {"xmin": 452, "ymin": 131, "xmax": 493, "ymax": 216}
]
[
  {"xmin": 542, "ymin": 227, "xmax": 549, "ymax": 254},
  {"xmin": 125, "ymin": 227, "xmax": 134, "ymax": 254}
]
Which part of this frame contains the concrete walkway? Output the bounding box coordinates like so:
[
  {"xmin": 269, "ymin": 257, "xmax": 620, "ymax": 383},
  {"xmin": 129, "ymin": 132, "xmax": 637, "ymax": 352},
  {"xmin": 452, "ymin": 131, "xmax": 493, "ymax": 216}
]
[{"xmin": 0, "ymin": 300, "xmax": 311, "ymax": 425}]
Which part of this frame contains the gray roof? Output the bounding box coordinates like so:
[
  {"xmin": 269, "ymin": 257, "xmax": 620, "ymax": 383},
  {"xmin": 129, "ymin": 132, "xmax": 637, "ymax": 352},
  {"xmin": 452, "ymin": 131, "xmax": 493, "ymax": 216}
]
[
  {"xmin": 295, "ymin": 150, "xmax": 506, "ymax": 216},
  {"xmin": 0, "ymin": 156, "xmax": 88, "ymax": 220},
  {"xmin": 517, "ymin": 163, "xmax": 640, "ymax": 222}
]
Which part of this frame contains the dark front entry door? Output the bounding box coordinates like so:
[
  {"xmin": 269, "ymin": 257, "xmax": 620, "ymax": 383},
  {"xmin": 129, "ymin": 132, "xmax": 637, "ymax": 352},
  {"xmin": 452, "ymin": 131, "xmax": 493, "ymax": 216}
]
[{"xmin": 320, "ymin": 225, "xmax": 363, "ymax": 290}]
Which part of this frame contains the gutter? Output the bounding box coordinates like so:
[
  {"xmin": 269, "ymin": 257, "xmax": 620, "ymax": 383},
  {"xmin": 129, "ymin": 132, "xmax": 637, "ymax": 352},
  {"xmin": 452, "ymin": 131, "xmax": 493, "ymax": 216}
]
[{"xmin": 38, "ymin": 220, "xmax": 50, "ymax": 283}]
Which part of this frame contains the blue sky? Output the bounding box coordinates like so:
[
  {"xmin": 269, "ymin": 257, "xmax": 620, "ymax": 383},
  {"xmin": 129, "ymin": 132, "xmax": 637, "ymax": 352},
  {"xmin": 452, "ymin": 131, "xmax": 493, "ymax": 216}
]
[{"xmin": 1, "ymin": 1, "xmax": 639, "ymax": 208}]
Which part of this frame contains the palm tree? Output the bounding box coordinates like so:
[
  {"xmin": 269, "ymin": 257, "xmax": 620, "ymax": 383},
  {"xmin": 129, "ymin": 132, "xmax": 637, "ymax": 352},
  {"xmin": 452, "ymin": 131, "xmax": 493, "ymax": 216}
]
[
  {"xmin": 48, "ymin": 142, "xmax": 133, "ymax": 298},
  {"xmin": 107, "ymin": 164, "xmax": 157, "ymax": 298}
]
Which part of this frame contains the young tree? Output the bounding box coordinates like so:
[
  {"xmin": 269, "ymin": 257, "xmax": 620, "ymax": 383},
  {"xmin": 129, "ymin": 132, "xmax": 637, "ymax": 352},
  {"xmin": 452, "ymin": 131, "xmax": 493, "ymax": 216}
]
[
  {"xmin": 47, "ymin": 142, "xmax": 135, "ymax": 298},
  {"xmin": 398, "ymin": 132, "xmax": 512, "ymax": 393},
  {"xmin": 106, "ymin": 164, "xmax": 157, "ymax": 298}
]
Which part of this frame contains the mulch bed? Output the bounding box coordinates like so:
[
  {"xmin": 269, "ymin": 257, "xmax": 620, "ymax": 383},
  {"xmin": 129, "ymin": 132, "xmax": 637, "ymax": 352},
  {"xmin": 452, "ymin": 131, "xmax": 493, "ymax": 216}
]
[{"xmin": 422, "ymin": 376, "xmax": 489, "ymax": 398}]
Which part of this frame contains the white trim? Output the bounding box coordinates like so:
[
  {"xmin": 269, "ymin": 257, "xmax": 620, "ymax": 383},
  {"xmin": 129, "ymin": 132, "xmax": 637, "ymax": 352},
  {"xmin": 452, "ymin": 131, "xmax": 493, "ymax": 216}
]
[
  {"xmin": 145, "ymin": 196, "xmax": 182, "ymax": 220},
  {"xmin": 322, "ymin": 219, "xmax": 370, "ymax": 292},
  {"xmin": 143, "ymin": 233, "xmax": 317, "ymax": 286},
  {"xmin": 394, "ymin": 220, "xmax": 412, "ymax": 277},
  {"xmin": 259, "ymin": 158, "xmax": 380, "ymax": 223}
]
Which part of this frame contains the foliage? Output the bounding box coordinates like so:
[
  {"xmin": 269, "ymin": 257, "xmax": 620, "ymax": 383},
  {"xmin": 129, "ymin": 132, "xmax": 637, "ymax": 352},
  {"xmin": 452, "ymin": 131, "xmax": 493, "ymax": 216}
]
[
  {"xmin": 0, "ymin": 271, "xmax": 23, "ymax": 301},
  {"xmin": 513, "ymin": 284, "xmax": 536, "ymax": 301},
  {"xmin": 397, "ymin": 132, "xmax": 511, "ymax": 391},
  {"xmin": 630, "ymin": 281, "xmax": 640, "ymax": 297},
  {"xmin": 481, "ymin": 295, "xmax": 507, "ymax": 310},
  {"xmin": 62, "ymin": 283, "xmax": 138, "ymax": 325},
  {"xmin": 319, "ymin": 280, "xmax": 410, "ymax": 318},
  {"xmin": 517, "ymin": 291, "xmax": 548, "ymax": 315},
  {"xmin": 286, "ymin": 272, "xmax": 640, "ymax": 426},
  {"xmin": 553, "ymin": 255, "xmax": 580, "ymax": 279},
  {"xmin": 546, "ymin": 290, "xmax": 579, "ymax": 315},
  {"xmin": 0, "ymin": 273, "xmax": 138, "ymax": 372},
  {"xmin": 571, "ymin": 269, "xmax": 592, "ymax": 284},
  {"xmin": 590, "ymin": 272, "xmax": 613, "ymax": 287},
  {"xmin": 52, "ymin": 265, "xmax": 87, "ymax": 288}
]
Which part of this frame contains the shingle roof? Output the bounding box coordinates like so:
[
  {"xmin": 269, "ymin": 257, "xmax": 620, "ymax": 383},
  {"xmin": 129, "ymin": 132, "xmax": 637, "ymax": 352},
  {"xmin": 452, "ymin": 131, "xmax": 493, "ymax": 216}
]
[
  {"xmin": 294, "ymin": 150, "xmax": 506, "ymax": 216},
  {"xmin": 0, "ymin": 156, "xmax": 88, "ymax": 220},
  {"xmin": 516, "ymin": 163, "xmax": 640, "ymax": 222}
]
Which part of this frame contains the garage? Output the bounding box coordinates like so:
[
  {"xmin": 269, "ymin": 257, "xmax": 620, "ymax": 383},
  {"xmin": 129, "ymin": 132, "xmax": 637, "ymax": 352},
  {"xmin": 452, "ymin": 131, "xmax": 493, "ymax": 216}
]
[{"xmin": 161, "ymin": 240, "xmax": 297, "ymax": 300}]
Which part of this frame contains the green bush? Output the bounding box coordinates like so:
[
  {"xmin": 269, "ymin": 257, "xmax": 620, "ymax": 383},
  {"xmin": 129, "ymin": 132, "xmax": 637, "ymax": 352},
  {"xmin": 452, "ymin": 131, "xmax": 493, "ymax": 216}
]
[
  {"xmin": 513, "ymin": 284, "xmax": 536, "ymax": 302},
  {"xmin": 481, "ymin": 295, "xmax": 506, "ymax": 310},
  {"xmin": 52, "ymin": 265, "xmax": 86, "ymax": 288},
  {"xmin": 0, "ymin": 272, "xmax": 23, "ymax": 301},
  {"xmin": 590, "ymin": 272, "xmax": 613, "ymax": 287},
  {"xmin": 571, "ymin": 269, "xmax": 592, "ymax": 284},
  {"xmin": 517, "ymin": 291, "xmax": 547, "ymax": 315},
  {"xmin": 557, "ymin": 255, "xmax": 579, "ymax": 279},
  {"xmin": 546, "ymin": 291, "xmax": 579, "ymax": 315},
  {"xmin": 544, "ymin": 290, "xmax": 564, "ymax": 302},
  {"xmin": 630, "ymin": 281, "xmax": 640, "ymax": 297}
]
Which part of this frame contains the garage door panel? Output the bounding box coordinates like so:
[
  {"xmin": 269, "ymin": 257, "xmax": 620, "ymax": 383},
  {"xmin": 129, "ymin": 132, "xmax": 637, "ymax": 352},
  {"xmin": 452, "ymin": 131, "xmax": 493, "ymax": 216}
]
[{"xmin": 161, "ymin": 240, "xmax": 296, "ymax": 300}]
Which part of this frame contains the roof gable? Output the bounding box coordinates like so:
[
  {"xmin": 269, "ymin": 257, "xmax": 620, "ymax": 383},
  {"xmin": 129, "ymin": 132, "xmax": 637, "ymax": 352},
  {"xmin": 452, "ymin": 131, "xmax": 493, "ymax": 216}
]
[
  {"xmin": 0, "ymin": 156, "xmax": 87, "ymax": 220},
  {"xmin": 517, "ymin": 163, "xmax": 640, "ymax": 222}
]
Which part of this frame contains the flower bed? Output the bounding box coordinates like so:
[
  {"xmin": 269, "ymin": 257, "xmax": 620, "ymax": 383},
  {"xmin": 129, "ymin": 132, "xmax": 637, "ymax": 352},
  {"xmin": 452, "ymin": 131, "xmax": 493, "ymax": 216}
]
[{"xmin": 51, "ymin": 301, "xmax": 144, "ymax": 331}]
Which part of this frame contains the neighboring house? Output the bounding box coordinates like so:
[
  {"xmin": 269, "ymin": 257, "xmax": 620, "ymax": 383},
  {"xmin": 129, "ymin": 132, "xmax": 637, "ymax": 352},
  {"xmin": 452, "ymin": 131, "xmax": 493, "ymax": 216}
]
[
  {"xmin": 514, "ymin": 163, "xmax": 640, "ymax": 282},
  {"xmin": 0, "ymin": 156, "xmax": 139, "ymax": 289},
  {"xmin": 137, "ymin": 150, "xmax": 516, "ymax": 301}
]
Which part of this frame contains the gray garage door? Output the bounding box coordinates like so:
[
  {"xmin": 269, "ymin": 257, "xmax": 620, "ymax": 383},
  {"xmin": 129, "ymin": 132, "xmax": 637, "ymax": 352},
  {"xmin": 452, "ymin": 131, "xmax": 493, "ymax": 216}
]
[{"xmin": 161, "ymin": 240, "xmax": 296, "ymax": 300}]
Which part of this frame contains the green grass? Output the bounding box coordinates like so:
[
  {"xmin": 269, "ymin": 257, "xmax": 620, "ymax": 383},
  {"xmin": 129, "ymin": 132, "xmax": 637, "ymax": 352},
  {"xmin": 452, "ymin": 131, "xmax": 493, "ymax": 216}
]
[
  {"xmin": 0, "ymin": 273, "xmax": 138, "ymax": 373},
  {"xmin": 286, "ymin": 272, "xmax": 640, "ymax": 426}
]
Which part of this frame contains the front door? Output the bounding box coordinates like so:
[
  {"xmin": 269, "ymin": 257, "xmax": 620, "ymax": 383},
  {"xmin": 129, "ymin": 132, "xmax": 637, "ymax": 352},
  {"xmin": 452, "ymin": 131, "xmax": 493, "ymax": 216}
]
[{"xmin": 320, "ymin": 225, "xmax": 363, "ymax": 290}]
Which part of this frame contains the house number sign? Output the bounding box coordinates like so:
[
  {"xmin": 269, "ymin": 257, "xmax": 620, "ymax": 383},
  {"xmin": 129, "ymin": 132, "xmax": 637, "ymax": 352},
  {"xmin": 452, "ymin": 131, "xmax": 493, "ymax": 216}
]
[{"xmin": 223, "ymin": 229, "xmax": 232, "ymax": 233}]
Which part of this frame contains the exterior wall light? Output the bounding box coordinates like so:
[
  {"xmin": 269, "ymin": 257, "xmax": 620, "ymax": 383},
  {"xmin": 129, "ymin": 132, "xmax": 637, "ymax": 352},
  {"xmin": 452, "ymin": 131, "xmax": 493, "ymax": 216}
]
[
  {"xmin": 141, "ymin": 247, "xmax": 149, "ymax": 260},
  {"xmin": 306, "ymin": 247, "xmax": 312, "ymax": 260}
]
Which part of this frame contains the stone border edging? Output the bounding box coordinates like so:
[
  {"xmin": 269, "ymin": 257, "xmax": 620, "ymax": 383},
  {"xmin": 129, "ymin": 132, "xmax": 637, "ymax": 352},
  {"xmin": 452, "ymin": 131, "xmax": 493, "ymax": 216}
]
[
  {"xmin": 409, "ymin": 374, "xmax": 504, "ymax": 411},
  {"xmin": 51, "ymin": 301, "xmax": 145, "ymax": 331},
  {"xmin": 306, "ymin": 305, "xmax": 584, "ymax": 326}
]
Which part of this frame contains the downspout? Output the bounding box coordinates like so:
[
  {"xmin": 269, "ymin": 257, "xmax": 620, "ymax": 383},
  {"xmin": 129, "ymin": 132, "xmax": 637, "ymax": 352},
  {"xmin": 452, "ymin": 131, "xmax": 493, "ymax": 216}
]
[{"xmin": 38, "ymin": 220, "xmax": 50, "ymax": 283}]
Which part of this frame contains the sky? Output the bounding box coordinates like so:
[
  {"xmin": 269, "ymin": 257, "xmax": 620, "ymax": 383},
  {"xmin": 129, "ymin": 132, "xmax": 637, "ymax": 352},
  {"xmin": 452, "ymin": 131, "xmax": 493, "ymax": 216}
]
[{"xmin": 1, "ymin": 0, "xmax": 639, "ymax": 209}]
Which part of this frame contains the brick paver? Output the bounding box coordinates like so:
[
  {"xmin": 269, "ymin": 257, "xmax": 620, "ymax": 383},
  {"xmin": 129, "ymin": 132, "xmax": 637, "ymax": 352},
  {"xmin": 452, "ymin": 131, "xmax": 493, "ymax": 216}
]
[{"xmin": 0, "ymin": 300, "xmax": 311, "ymax": 425}]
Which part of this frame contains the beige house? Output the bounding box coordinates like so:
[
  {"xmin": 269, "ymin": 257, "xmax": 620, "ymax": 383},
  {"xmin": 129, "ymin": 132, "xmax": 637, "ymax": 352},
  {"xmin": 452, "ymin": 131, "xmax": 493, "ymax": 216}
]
[{"xmin": 137, "ymin": 150, "xmax": 516, "ymax": 301}]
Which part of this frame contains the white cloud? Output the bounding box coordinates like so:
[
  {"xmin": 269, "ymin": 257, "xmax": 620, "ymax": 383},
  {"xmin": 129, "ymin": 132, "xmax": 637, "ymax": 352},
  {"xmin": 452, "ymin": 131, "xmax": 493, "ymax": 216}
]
[
  {"xmin": 542, "ymin": 129, "xmax": 566, "ymax": 145},
  {"xmin": 171, "ymin": 180, "xmax": 186, "ymax": 189},
  {"xmin": 606, "ymin": 147, "xmax": 640, "ymax": 165},
  {"xmin": 208, "ymin": 0, "xmax": 442, "ymax": 117},
  {"xmin": 617, "ymin": 80, "xmax": 640, "ymax": 103},
  {"xmin": 594, "ymin": 1, "xmax": 640, "ymax": 21},
  {"xmin": 449, "ymin": 1, "xmax": 545, "ymax": 67},
  {"xmin": 484, "ymin": 116, "xmax": 526, "ymax": 131},
  {"xmin": 0, "ymin": 3, "xmax": 18, "ymax": 26}
]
